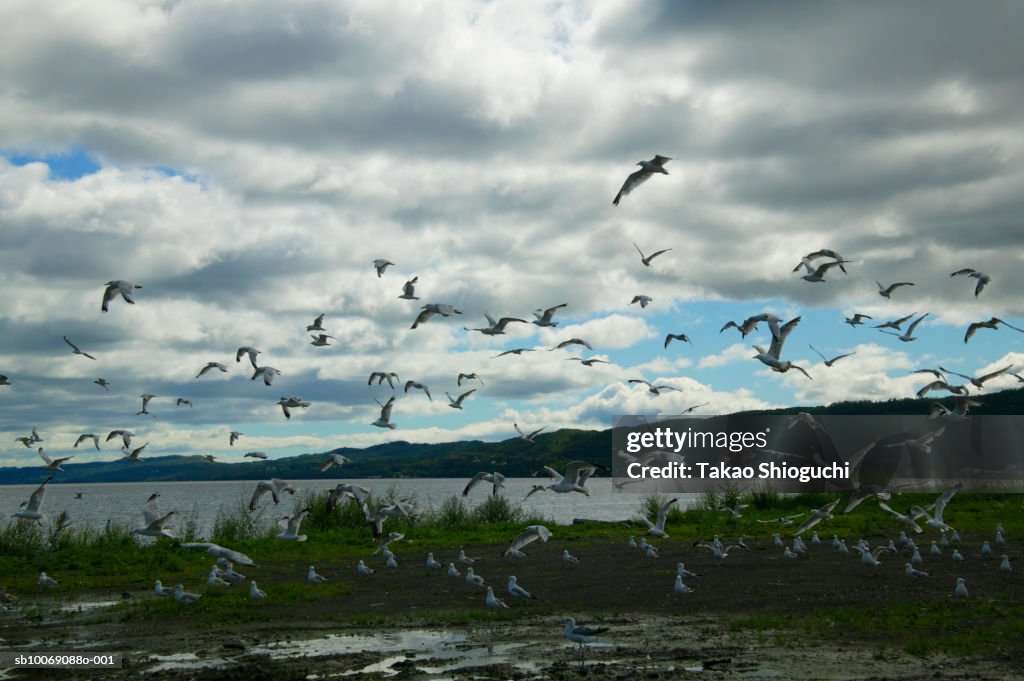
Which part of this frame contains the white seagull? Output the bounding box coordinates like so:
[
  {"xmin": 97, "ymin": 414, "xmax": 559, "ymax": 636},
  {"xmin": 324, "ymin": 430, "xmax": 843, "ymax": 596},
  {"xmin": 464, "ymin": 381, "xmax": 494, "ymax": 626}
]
[
  {"xmin": 173, "ymin": 585, "xmax": 201, "ymax": 604},
  {"xmin": 101, "ymin": 280, "xmax": 142, "ymax": 312},
  {"xmin": 235, "ymin": 346, "xmax": 261, "ymax": 369},
  {"xmin": 252, "ymin": 366, "xmax": 281, "ymax": 386},
  {"xmin": 464, "ymin": 313, "xmax": 528, "ymax": 336},
  {"xmin": 38, "ymin": 448, "xmax": 72, "ymax": 472},
  {"xmin": 248, "ymin": 478, "xmax": 297, "ymax": 511},
  {"xmin": 133, "ymin": 493, "xmax": 176, "ymax": 538},
  {"xmin": 249, "ymin": 581, "xmax": 267, "ymax": 600},
  {"xmin": 633, "ymin": 242, "xmax": 672, "ymax": 267},
  {"xmin": 63, "ymin": 336, "xmax": 96, "ymax": 360},
  {"xmin": 446, "ymin": 389, "xmax": 476, "ymax": 409},
  {"xmin": 278, "ymin": 396, "xmax": 310, "ymax": 419},
  {"xmin": 404, "ymin": 380, "xmax": 432, "ymax": 400},
  {"xmin": 503, "ymin": 525, "xmax": 552, "ymax": 557},
  {"xmin": 179, "ymin": 542, "xmax": 256, "ymax": 567},
  {"xmin": 73, "ymin": 433, "xmax": 101, "ymax": 451},
  {"xmin": 486, "ymin": 586, "xmax": 511, "ymax": 609},
  {"xmin": 533, "ymin": 303, "xmax": 568, "ymax": 327},
  {"xmin": 12, "ymin": 476, "xmax": 51, "ymax": 520},
  {"xmin": 320, "ymin": 453, "xmax": 352, "ymax": 472},
  {"xmin": 507, "ymin": 576, "xmax": 535, "ymax": 600},
  {"xmin": 950, "ymin": 268, "xmax": 991, "ymax": 297},
  {"xmin": 514, "ymin": 423, "xmax": 546, "ymax": 443},
  {"xmin": 463, "ymin": 471, "xmax": 506, "ymax": 497},
  {"xmin": 613, "ymin": 155, "xmax": 671, "ymax": 205},
  {"xmin": 306, "ymin": 314, "xmax": 326, "ymax": 331},
  {"xmin": 398, "ymin": 277, "xmax": 420, "ymax": 300},
  {"xmin": 877, "ymin": 280, "xmax": 915, "ymax": 298},
  {"xmin": 196, "ymin": 362, "xmax": 228, "ymax": 378},
  {"xmin": 373, "ymin": 259, "xmax": 394, "ymax": 277},
  {"xmin": 411, "ymin": 303, "xmax": 463, "ymax": 329},
  {"xmin": 641, "ymin": 497, "xmax": 678, "ymax": 538},
  {"xmin": 276, "ymin": 508, "xmax": 310, "ymax": 541},
  {"xmin": 371, "ymin": 396, "xmax": 397, "ymax": 429}
]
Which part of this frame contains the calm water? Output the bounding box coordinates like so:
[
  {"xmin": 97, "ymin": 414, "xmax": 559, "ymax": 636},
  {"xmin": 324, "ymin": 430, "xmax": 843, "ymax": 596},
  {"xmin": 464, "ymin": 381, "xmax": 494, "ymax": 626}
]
[{"xmin": 0, "ymin": 478, "xmax": 701, "ymax": 535}]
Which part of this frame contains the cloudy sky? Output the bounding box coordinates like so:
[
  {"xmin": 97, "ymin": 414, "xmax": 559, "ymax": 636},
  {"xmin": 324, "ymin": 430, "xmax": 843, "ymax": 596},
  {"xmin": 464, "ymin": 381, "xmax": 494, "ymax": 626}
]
[{"xmin": 2, "ymin": 0, "xmax": 1023, "ymax": 467}]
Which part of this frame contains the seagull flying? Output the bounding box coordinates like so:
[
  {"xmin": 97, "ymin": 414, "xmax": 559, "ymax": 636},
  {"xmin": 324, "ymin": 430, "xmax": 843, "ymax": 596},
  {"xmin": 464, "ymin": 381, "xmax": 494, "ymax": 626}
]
[
  {"xmin": 38, "ymin": 447, "xmax": 72, "ymax": 472},
  {"xmin": 446, "ymin": 389, "xmax": 476, "ymax": 409},
  {"xmin": 463, "ymin": 471, "xmax": 506, "ymax": 497},
  {"xmin": 373, "ymin": 259, "xmax": 394, "ymax": 277},
  {"xmin": 633, "ymin": 242, "xmax": 672, "ymax": 267},
  {"xmin": 877, "ymin": 280, "xmax": 915, "ymax": 298},
  {"xmin": 372, "ymin": 396, "xmax": 397, "ymax": 429},
  {"xmin": 664, "ymin": 334, "xmax": 692, "ymax": 348},
  {"xmin": 277, "ymin": 396, "xmax": 310, "ymax": 420},
  {"xmin": 950, "ymin": 268, "xmax": 991, "ymax": 297},
  {"xmin": 73, "ymin": 433, "xmax": 100, "ymax": 450},
  {"xmin": 613, "ymin": 155, "xmax": 671, "ymax": 205},
  {"xmin": 101, "ymin": 280, "xmax": 142, "ymax": 312},
  {"xmin": 514, "ymin": 423, "xmax": 546, "ymax": 443},
  {"xmin": 963, "ymin": 317, "xmax": 1023, "ymax": 343},
  {"xmin": 196, "ymin": 362, "xmax": 228, "ymax": 378},
  {"xmin": 844, "ymin": 313, "xmax": 872, "ymax": 327},
  {"xmin": 410, "ymin": 303, "xmax": 463, "ymax": 329},
  {"xmin": 809, "ymin": 345, "xmax": 855, "ymax": 367},
  {"xmin": 248, "ymin": 478, "xmax": 297, "ymax": 511},
  {"xmin": 404, "ymin": 380, "xmax": 432, "ymax": 400},
  {"xmin": 533, "ymin": 303, "xmax": 568, "ymax": 327},
  {"xmin": 12, "ymin": 476, "xmax": 50, "ymax": 520},
  {"xmin": 464, "ymin": 313, "xmax": 528, "ymax": 335},
  {"xmin": 63, "ymin": 336, "xmax": 96, "ymax": 360}
]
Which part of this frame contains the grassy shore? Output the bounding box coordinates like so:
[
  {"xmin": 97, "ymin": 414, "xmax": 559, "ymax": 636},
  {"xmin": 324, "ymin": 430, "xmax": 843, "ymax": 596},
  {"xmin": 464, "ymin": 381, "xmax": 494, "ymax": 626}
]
[{"xmin": 2, "ymin": 489, "xmax": 1022, "ymax": 661}]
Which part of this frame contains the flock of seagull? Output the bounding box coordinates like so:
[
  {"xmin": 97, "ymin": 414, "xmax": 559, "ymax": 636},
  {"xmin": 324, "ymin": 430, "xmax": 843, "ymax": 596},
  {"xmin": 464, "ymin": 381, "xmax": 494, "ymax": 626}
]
[{"xmin": 2, "ymin": 154, "xmax": 1023, "ymax": 664}]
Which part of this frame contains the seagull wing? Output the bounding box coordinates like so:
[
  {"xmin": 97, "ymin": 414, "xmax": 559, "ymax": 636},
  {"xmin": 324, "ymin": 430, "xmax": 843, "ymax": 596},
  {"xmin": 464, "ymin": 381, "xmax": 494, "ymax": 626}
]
[
  {"xmin": 613, "ymin": 167, "xmax": 652, "ymax": 205},
  {"xmin": 463, "ymin": 472, "xmax": 489, "ymax": 496}
]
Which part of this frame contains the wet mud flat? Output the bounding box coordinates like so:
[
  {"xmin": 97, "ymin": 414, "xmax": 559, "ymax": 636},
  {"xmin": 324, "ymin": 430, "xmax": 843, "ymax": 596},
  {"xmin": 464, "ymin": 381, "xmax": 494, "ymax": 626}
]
[{"xmin": 1, "ymin": 533, "xmax": 1020, "ymax": 679}]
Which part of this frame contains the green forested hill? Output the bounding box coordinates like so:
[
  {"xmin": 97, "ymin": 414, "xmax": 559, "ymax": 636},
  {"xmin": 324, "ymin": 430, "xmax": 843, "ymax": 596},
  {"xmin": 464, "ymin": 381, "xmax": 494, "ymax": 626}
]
[{"xmin": 2, "ymin": 388, "xmax": 1020, "ymax": 484}]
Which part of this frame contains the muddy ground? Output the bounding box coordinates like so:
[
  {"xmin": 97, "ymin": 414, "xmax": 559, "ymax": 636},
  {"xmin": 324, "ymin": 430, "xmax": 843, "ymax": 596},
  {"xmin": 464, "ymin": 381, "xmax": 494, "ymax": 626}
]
[{"xmin": 1, "ymin": 533, "xmax": 1020, "ymax": 680}]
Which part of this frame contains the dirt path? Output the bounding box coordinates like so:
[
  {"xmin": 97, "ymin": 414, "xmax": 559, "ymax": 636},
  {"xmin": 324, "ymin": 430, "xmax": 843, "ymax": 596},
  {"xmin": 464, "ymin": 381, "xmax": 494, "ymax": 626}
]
[{"xmin": 1, "ymin": 533, "xmax": 1020, "ymax": 679}]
